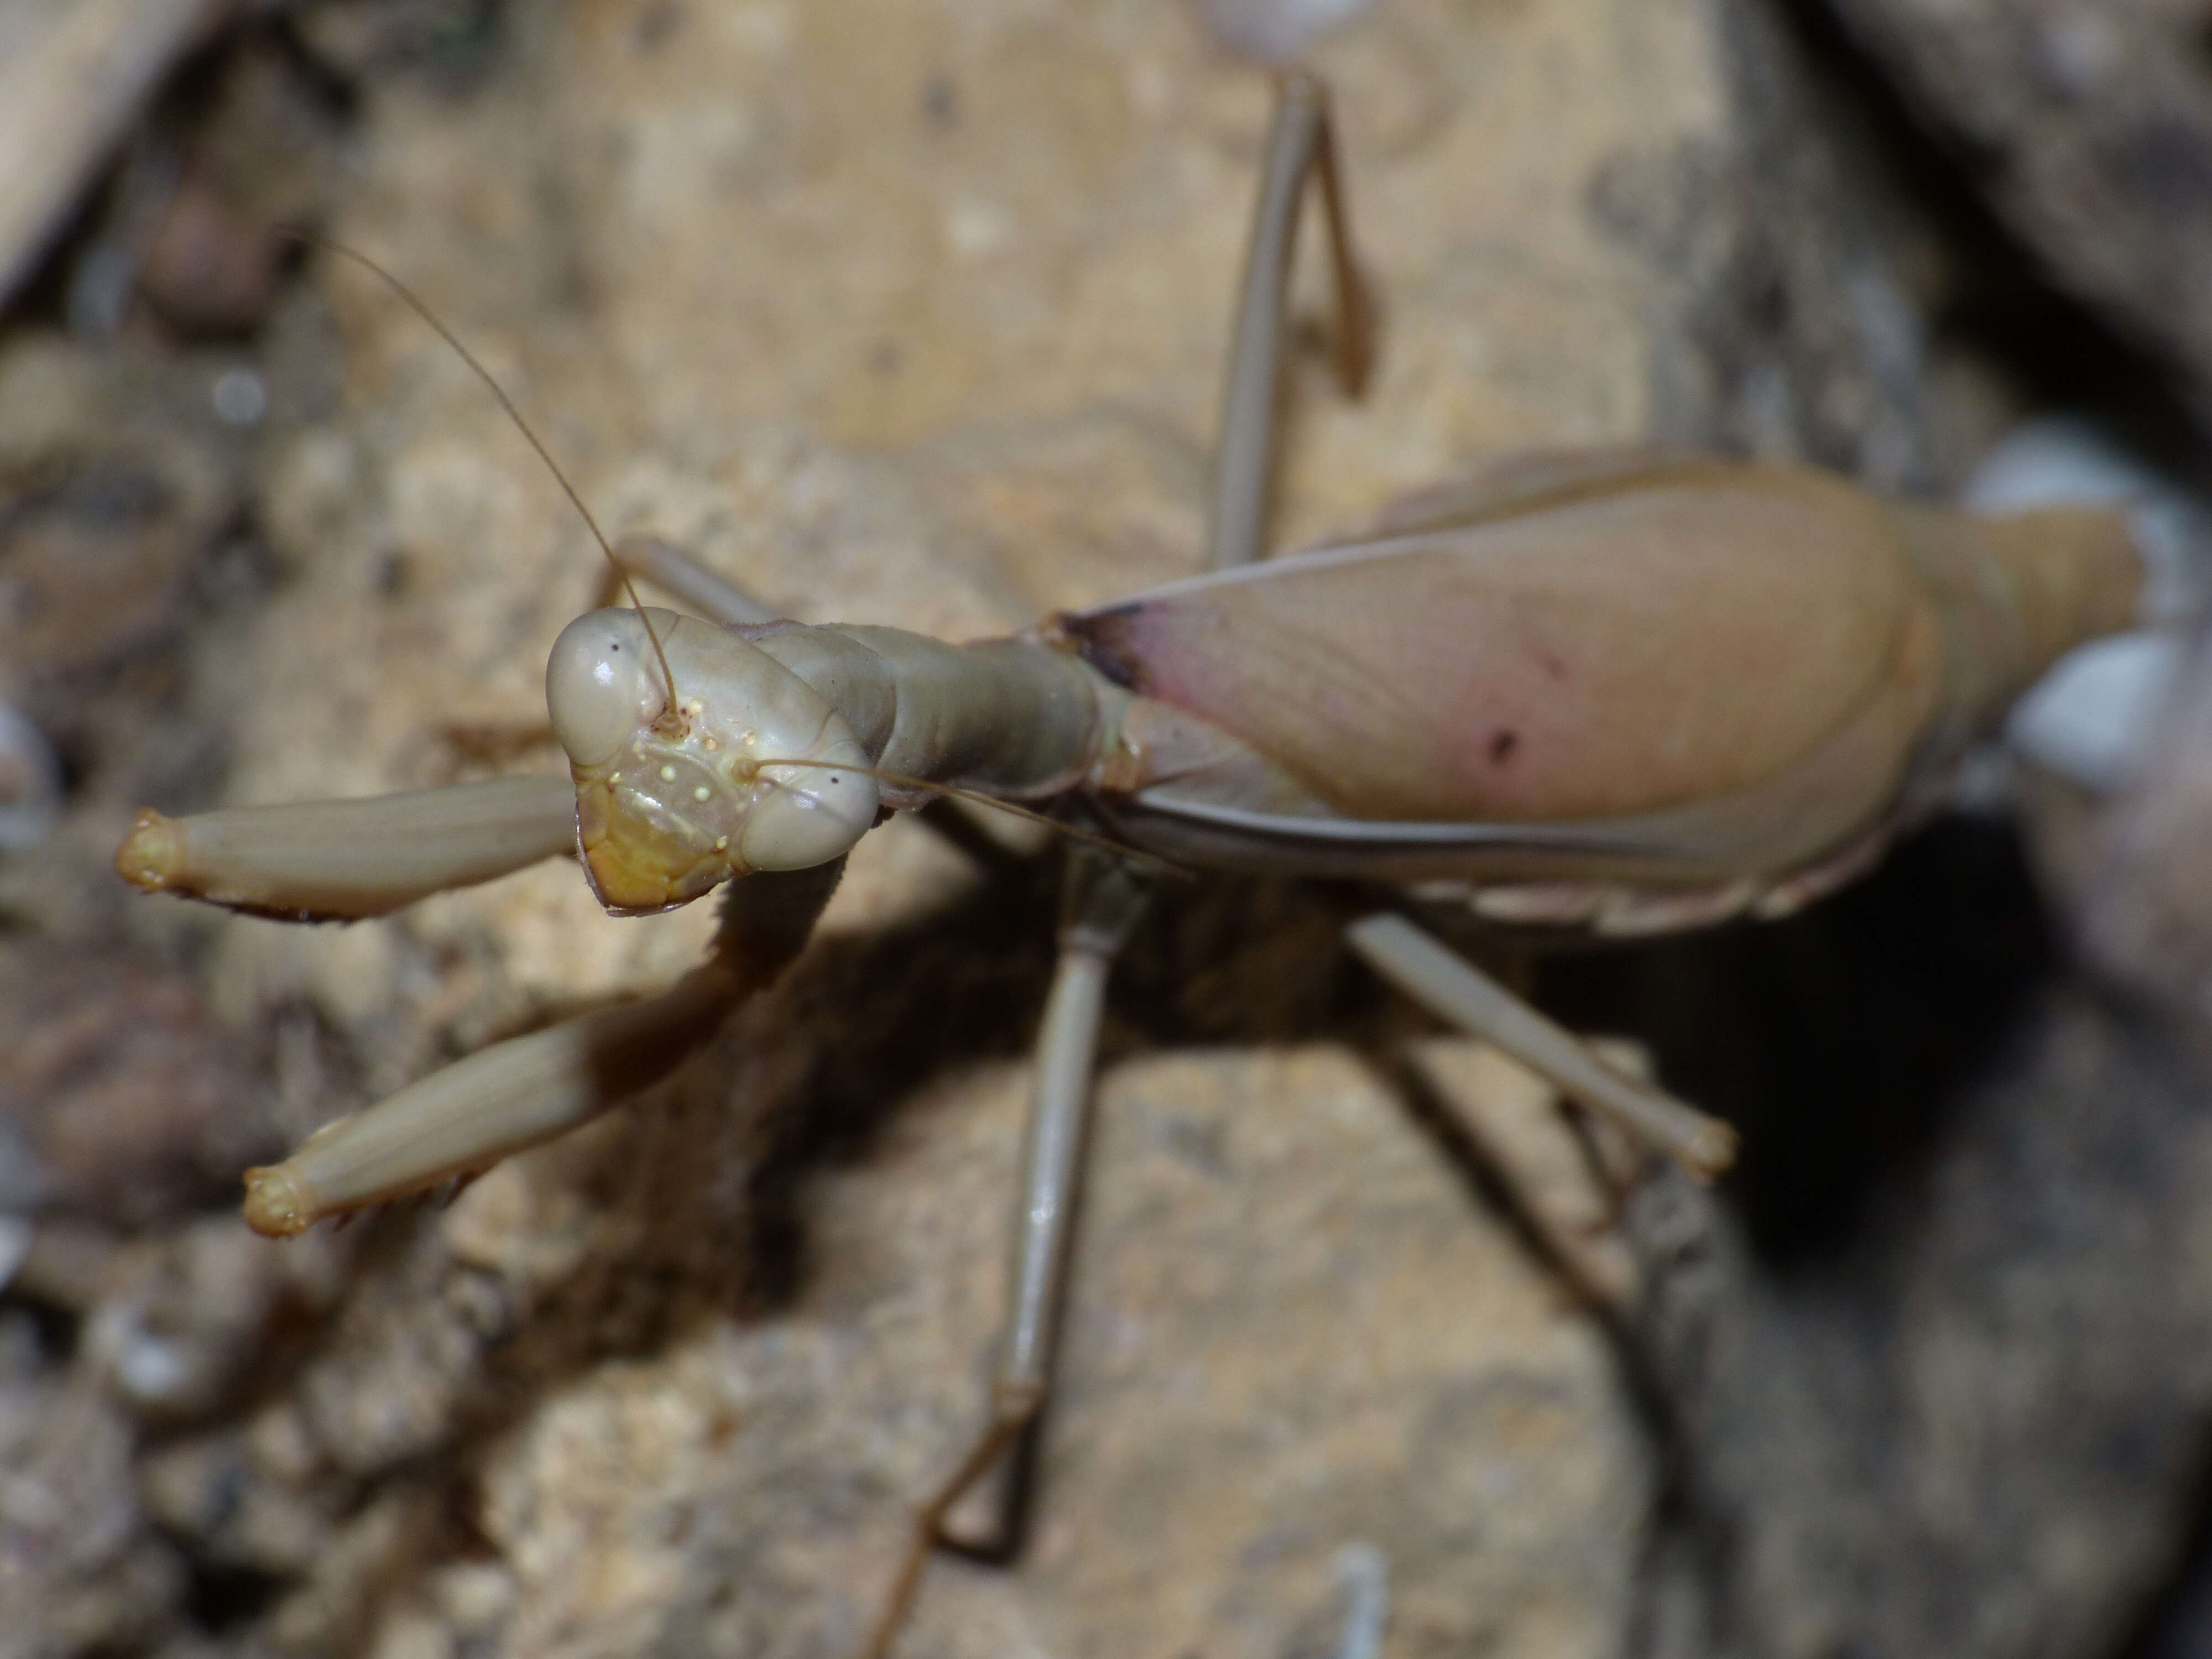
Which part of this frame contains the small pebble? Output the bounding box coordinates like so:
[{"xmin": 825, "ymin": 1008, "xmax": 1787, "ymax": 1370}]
[
  {"xmin": 139, "ymin": 174, "xmax": 283, "ymax": 336},
  {"xmin": 0, "ymin": 702, "xmax": 61, "ymax": 851},
  {"xmin": 211, "ymin": 366, "xmax": 268, "ymax": 427},
  {"xmin": 1189, "ymin": 0, "xmax": 1377, "ymax": 61},
  {"xmin": 91, "ymin": 1304, "xmax": 194, "ymax": 1409},
  {"xmin": 0, "ymin": 1215, "xmax": 32, "ymax": 1295}
]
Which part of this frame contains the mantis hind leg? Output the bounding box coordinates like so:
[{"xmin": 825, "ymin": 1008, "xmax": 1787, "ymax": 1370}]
[
  {"xmin": 856, "ymin": 851, "xmax": 1150, "ymax": 1659},
  {"xmin": 1208, "ymin": 70, "xmax": 1374, "ymax": 572},
  {"xmin": 1345, "ymin": 911, "xmax": 1739, "ymax": 1180}
]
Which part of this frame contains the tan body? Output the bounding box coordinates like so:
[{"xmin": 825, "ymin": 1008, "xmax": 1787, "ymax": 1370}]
[
  {"xmin": 1065, "ymin": 458, "xmax": 2141, "ymax": 912},
  {"xmin": 113, "ymin": 455, "xmax": 2143, "ymax": 1220},
  {"xmin": 557, "ymin": 457, "xmax": 2136, "ymax": 928}
]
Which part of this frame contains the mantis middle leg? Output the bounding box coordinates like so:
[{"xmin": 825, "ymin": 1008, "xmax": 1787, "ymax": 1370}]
[
  {"xmin": 853, "ymin": 72, "xmax": 1381, "ymax": 1654},
  {"xmin": 598, "ymin": 530, "xmax": 779, "ymax": 626},
  {"xmin": 857, "ymin": 849, "xmax": 1149, "ymax": 1659},
  {"xmin": 1208, "ymin": 70, "xmax": 1374, "ymax": 572}
]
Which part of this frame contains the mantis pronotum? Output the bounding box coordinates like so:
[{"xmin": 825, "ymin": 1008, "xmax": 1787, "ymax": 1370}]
[{"xmin": 113, "ymin": 70, "xmax": 2143, "ymax": 1658}]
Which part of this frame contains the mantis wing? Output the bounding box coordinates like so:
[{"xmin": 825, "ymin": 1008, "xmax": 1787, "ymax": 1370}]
[{"xmin": 1063, "ymin": 462, "xmax": 2138, "ymax": 894}]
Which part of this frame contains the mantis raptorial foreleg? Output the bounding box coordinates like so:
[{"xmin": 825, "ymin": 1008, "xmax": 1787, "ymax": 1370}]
[
  {"xmin": 111, "ymin": 515, "xmax": 838, "ymax": 1232},
  {"xmin": 112, "ymin": 422, "xmax": 786, "ymax": 927},
  {"xmin": 114, "ymin": 508, "xmax": 792, "ymax": 923},
  {"xmin": 241, "ymin": 857, "xmax": 844, "ymax": 1234},
  {"xmin": 243, "ymin": 964, "xmax": 731, "ymax": 1232},
  {"xmin": 115, "ymin": 775, "xmax": 577, "ymax": 920}
]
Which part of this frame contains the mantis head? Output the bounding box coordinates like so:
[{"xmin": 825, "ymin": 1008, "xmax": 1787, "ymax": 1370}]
[{"xmin": 546, "ymin": 607, "xmax": 878, "ymax": 914}]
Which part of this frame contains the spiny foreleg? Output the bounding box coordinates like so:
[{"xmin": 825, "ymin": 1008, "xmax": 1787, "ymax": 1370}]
[
  {"xmin": 241, "ymin": 858, "xmax": 844, "ymax": 1236},
  {"xmin": 116, "ymin": 775, "xmax": 577, "ymax": 921}
]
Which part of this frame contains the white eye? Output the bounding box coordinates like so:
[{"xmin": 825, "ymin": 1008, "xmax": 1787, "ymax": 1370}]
[
  {"xmin": 547, "ymin": 611, "xmax": 655, "ymax": 767},
  {"xmin": 738, "ymin": 738, "xmax": 879, "ymax": 870}
]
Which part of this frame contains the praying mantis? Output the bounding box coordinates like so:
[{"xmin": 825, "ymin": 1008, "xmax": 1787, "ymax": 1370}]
[{"xmin": 108, "ymin": 64, "xmax": 2145, "ymax": 1659}]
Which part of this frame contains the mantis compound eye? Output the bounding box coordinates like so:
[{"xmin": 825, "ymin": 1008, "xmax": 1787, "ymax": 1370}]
[
  {"xmin": 547, "ymin": 608, "xmax": 662, "ymax": 767},
  {"xmin": 734, "ymin": 751, "xmax": 878, "ymax": 871},
  {"xmin": 547, "ymin": 608, "xmax": 879, "ymax": 913}
]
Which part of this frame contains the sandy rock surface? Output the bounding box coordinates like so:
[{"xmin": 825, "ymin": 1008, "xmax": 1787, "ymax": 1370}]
[
  {"xmin": 7, "ymin": 1, "xmax": 2151, "ymax": 1657},
  {"xmin": 369, "ymin": 1045, "xmax": 1649, "ymax": 1659}
]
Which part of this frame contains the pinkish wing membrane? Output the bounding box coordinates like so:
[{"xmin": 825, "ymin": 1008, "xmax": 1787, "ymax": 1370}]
[{"xmin": 1066, "ymin": 464, "xmax": 1935, "ymax": 828}]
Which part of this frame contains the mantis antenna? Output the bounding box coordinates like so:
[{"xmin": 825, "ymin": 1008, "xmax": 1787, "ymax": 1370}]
[
  {"xmin": 286, "ymin": 234, "xmax": 1177, "ymax": 879},
  {"xmin": 281, "ymin": 228, "xmax": 685, "ymax": 732}
]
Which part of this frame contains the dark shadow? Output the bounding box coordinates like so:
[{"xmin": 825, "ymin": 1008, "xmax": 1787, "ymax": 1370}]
[
  {"xmin": 1372, "ymin": 1045, "xmax": 1731, "ymax": 1659},
  {"xmin": 1535, "ymin": 812, "xmax": 2054, "ymax": 1266},
  {"xmin": 2110, "ymin": 1456, "xmax": 2212, "ymax": 1659},
  {"xmin": 180, "ymin": 1561, "xmax": 290, "ymax": 1634},
  {"xmin": 398, "ymin": 853, "xmax": 1391, "ymax": 1482},
  {"xmin": 1765, "ymin": 0, "xmax": 2212, "ymax": 475}
]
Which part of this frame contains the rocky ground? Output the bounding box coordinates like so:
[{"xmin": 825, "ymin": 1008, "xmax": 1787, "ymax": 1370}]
[
  {"xmin": 4, "ymin": 2, "xmax": 2212, "ymax": 1658},
  {"xmin": 1824, "ymin": 0, "xmax": 2212, "ymax": 437}
]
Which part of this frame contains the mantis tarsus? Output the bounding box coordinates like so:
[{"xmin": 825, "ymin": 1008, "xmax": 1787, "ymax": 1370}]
[{"xmin": 112, "ymin": 70, "xmax": 2145, "ymax": 1658}]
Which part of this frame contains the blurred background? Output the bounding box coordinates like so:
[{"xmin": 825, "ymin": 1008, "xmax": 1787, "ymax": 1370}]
[{"xmin": 7, "ymin": 1, "xmax": 2212, "ymax": 1655}]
